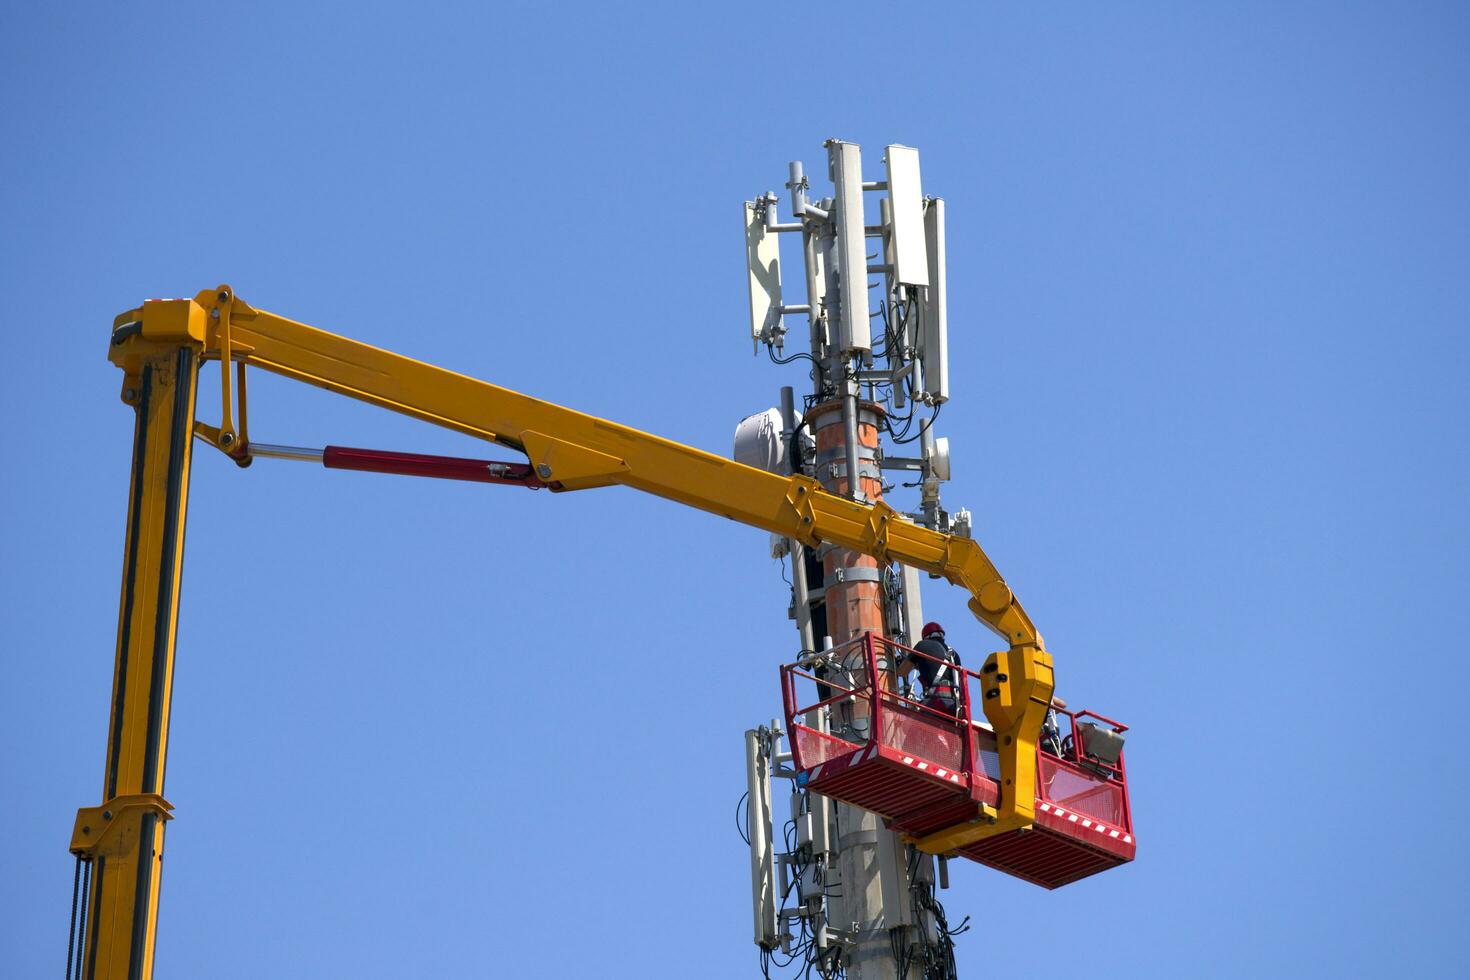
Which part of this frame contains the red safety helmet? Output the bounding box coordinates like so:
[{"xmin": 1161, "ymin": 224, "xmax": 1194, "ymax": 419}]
[{"xmin": 921, "ymin": 622, "xmax": 945, "ymax": 639}]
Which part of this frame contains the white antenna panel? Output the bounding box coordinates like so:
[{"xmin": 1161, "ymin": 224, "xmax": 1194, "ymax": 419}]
[
  {"xmin": 811, "ymin": 236, "xmax": 830, "ymax": 349},
  {"xmin": 884, "ymin": 145, "xmax": 929, "ymax": 288},
  {"xmin": 827, "ymin": 140, "xmax": 871, "ymax": 354},
  {"xmin": 744, "ymin": 202, "xmax": 783, "ymax": 351},
  {"xmin": 921, "ymin": 197, "xmax": 948, "ymax": 402}
]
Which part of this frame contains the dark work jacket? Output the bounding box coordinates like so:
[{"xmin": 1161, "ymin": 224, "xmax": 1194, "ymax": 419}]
[{"xmin": 911, "ymin": 637, "xmax": 961, "ymax": 691}]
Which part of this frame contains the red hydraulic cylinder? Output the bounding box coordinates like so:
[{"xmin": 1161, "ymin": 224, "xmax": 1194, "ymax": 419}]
[
  {"xmin": 243, "ymin": 441, "xmax": 546, "ymax": 488},
  {"xmin": 321, "ymin": 446, "xmax": 546, "ymax": 487}
]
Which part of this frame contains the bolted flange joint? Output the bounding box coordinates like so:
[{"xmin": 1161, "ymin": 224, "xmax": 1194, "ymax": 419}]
[{"xmin": 70, "ymin": 794, "xmax": 174, "ymax": 860}]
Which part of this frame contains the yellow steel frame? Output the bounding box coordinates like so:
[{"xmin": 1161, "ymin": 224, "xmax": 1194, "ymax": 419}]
[
  {"xmin": 76, "ymin": 286, "xmax": 1054, "ymax": 978},
  {"xmin": 72, "ymin": 327, "xmax": 198, "ymax": 980}
]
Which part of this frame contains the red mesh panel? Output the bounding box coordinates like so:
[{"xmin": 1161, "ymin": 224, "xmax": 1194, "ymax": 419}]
[
  {"xmin": 1039, "ymin": 756, "xmax": 1126, "ymax": 828},
  {"xmin": 879, "ymin": 703, "xmax": 964, "ymax": 770},
  {"xmin": 970, "ymin": 728, "xmax": 1001, "ymax": 781},
  {"xmin": 792, "ymin": 725, "xmax": 861, "ymax": 770}
]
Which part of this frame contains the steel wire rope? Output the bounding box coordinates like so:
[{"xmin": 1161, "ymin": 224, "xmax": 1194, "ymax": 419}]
[
  {"xmin": 65, "ymin": 855, "xmax": 81, "ymax": 979},
  {"xmin": 71, "ymin": 858, "xmax": 91, "ymax": 980}
]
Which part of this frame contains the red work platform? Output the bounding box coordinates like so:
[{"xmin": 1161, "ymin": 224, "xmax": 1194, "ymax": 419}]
[{"xmin": 780, "ymin": 633, "xmax": 1135, "ymax": 889}]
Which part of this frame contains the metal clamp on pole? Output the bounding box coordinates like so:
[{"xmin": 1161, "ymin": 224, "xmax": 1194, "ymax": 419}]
[{"xmin": 826, "ymin": 566, "xmax": 882, "ymax": 586}]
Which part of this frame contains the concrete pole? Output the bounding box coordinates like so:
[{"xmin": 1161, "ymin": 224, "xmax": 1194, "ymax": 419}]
[
  {"xmin": 795, "ymin": 182, "xmax": 918, "ymax": 977},
  {"xmin": 807, "ymin": 398, "xmax": 914, "ymax": 980}
]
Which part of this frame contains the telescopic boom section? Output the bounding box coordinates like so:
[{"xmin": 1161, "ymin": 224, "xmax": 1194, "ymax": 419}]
[
  {"xmin": 86, "ymin": 286, "xmax": 1054, "ymax": 977},
  {"xmin": 138, "ymin": 285, "xmax": 1055, "ymax": 826}
]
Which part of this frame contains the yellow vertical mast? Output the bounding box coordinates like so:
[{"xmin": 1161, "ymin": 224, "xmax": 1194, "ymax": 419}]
[{"xmin": 70, "ymin": 308, "xmax": 204, "ymax": 979}]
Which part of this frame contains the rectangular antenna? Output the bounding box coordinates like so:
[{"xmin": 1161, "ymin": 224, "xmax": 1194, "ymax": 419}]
[
  {"xmin": 744, "ymin": 201, "xmax": 783, "ymax": 352},
  {"xmin": 745, "ymin": 730, "xmax": 779, "ymax": 948},
  {"xmin": 827, "ymin": 140, "xmax": 871, "ymax": 354},
  {"xmin": 879, "ymin": 197, "xmax": 905, "ymax": 412},
  {"xmin": 877, "ymin": 827, "xmax": 917, "ymax": 927},
  {"xmin": 808, "ymin": 231, "xmax": 829, "ymax": 350},
  {"xmin": 921, "ymin": 197, "xmax": 948, "ymax": 402},
  {"xmin": 884, "ymin": 145, "xmax": 929, "ymax": 288}
]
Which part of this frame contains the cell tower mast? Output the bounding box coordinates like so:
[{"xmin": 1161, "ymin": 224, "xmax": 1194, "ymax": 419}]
[{"xmin": 741, "ymin": 140, "xmax": 964, "ymax": 979}]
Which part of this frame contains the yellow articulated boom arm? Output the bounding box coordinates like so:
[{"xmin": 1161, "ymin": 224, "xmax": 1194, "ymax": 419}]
[{"xmin": 79, "ymin": 286, "xmax": 1052, "ymax": 978}]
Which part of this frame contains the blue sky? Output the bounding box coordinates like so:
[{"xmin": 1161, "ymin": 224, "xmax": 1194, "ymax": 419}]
[{"xmin": 2, "ymin": 3, "xmax": 1467, "ymax": 977}]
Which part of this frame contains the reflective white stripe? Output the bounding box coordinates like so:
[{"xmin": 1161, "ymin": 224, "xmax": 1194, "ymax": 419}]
[
  {"xmin": 1034, "ymin": 802, "xmax": 1135, "ymax": 844},
  {"xmin": 894, "ymin": 753, "xmax": 963, "ymax": 785}
]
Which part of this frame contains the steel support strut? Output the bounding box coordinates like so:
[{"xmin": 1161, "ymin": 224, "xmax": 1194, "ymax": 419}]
[{"xmin": 74, "ymin": 320, "xmax": 203, "ymax": 980}]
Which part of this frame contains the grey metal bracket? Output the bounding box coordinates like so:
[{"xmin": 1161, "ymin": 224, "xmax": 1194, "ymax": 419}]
[{"xmin": 829, "ymin": 567, "xmax": 882, "ymax": 581}]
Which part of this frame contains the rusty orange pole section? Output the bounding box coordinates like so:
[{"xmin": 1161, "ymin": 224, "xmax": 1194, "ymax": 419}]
[
  {"xmin": 808, "ymin": 400, "xmax": 888, "ymax": 643},
  {"xmin": 808, "ymin": 398, "xmax": 900, "ymax": 976}
]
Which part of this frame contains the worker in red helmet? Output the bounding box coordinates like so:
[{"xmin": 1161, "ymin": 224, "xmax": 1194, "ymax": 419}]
[{"xmin": 897, "ymin": 622, "xmax": 963, "ymax": 716}]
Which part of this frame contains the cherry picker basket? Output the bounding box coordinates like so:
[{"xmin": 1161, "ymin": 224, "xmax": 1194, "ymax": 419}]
[{"xmin": 780, "ymin": 633, "xmax": 1135, "ymax": 889}]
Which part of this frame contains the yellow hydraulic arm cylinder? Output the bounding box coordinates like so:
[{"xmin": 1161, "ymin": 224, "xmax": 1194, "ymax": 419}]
[{"xmin": 76, "ymin": 286, "xmax": 1053, "ymax": 978}]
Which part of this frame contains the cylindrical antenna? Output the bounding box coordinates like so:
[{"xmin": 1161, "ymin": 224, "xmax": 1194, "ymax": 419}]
[{"xmin": 787, "ymin": 161, "xmax": 805, "ymax": 218}]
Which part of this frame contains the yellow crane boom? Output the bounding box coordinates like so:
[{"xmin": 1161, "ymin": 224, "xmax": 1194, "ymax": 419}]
[{"xmin": 71, "ymin": 285, "xmax": 1054, "ymax": 978}]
